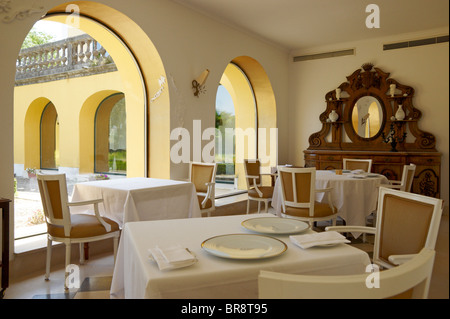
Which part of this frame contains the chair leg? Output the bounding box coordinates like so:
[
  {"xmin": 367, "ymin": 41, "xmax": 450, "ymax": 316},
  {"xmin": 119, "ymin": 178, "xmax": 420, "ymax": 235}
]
[
  {"xmin": 64, "ymin": 242, "xmax": 71, "ymax": 290},
  {"xmin": 257, "ymin": 201, "xmax": 261, "ymax": 213},
  {"xmin": 84, "ymin": 243, "xmax": 89, "ymax": 261},
  {"xmin": 113, "ymin": 236, "xmax": 119, "ymax": 264},
  {"xmin": 246, "ymin": 199, "xmax": 250, "ymax": 214},
  {"xmin": 45, "ymin": 238, "xmax": 52, "ymax": 281},
  {"xmin": 264, "ymin": 200, "xmax": 268, "ymax": 213}
]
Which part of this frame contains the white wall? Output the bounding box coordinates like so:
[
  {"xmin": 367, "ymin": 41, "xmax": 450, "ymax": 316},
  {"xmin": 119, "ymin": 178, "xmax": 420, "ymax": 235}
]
[{"xmin": 288, "ymin": 27, "xmax": 449, "ymax": 207}]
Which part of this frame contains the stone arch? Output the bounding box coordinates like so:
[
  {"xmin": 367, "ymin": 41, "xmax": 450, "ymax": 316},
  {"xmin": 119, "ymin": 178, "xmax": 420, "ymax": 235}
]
[
  {"xmin": 46, "ymin": 1, "xmax": 170, "ymax": 178},
  {"xmin": 79, "ymin": 90, "xmax": 122, "ymax": 174}
]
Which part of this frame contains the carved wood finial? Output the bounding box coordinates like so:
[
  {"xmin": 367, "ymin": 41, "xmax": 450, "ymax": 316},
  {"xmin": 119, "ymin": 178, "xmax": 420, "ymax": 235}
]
[{"xmin": 361, "ymin": 63, "xmax": 374, "ymax": 72}]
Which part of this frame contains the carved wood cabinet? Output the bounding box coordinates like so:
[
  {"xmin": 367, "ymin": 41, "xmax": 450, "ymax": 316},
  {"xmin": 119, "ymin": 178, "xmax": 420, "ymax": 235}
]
[{"xmin": 304, "ymin": 64, "xmax": 441, "ymax": 198}]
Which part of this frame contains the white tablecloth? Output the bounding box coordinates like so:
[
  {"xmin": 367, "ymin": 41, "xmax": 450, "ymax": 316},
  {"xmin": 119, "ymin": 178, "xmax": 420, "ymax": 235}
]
[
  {"xmin": 70, "ymin": 177, "xmax": 201, "ymax": 227},
  {"xmin": 110, "ymin": 213, "xmax": 371, "ymax": 299},
  {"xmin": 272, "ymin": 170, "xmax": 388, "ymax": 233}
]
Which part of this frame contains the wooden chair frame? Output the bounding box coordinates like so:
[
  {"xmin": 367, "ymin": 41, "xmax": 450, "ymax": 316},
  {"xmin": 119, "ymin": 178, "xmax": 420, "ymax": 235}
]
[
  {"xmin": 277, "ymin": 166, "xmax": 338, "ymax": 227},
  {"xmin": 259, "ymin": 248, "xmax": 436, "ymax": 299},
  {"xmin": 327, "ymin": 187, "xmax": 443, "ymax": 269},
  {"xmin": 37, "ymin": 173, "xmax": 120, "ymax": 290},
  {"xmin": 189, "ymin": 162, "xmax": 217, "ymax": 217},
  {"xmin": 384, "ymin": 163, "xmax": 416, "ymax": 192},
  {"xmin": 343, "ymin": 158, "xmax": 373, "ymax": 172},
  {"xmin": 244, "ymin": 159, "xmax": 276, "ymax": 214}
]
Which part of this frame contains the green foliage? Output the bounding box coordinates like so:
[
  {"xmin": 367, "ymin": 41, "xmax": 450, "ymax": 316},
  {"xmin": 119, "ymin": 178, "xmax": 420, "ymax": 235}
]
[
  {"xmin": 21, "ymin": 28, "xmax": 54, "ymax": 49},
  {"xmin": 216, "ymin": 163, "xmax": 235, "ymax": 175},
  {"xmin": 108, "ymin": 150, "xmax": 127, "ymax": 172}
]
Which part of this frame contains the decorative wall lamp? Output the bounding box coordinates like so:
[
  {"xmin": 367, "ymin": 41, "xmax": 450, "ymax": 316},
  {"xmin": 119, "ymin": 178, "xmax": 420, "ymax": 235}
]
[{"xmin": 192, "ymin": 69, "xmax": 210, "ymax": 97}]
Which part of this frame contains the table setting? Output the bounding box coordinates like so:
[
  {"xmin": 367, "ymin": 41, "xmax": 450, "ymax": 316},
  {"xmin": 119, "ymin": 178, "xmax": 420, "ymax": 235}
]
[{"xmin": 110, "ymin": 213, "xmax": 371, "ymax": 299}]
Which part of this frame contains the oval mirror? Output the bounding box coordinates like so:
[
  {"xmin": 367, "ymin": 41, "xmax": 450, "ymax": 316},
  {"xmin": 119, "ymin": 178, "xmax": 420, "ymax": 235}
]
[{"xmin": 351, "ymin": 96, "xmax": 383, "ymax": 138}]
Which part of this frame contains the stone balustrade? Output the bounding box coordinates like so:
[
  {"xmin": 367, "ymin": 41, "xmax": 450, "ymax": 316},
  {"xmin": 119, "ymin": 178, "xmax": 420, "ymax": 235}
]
[{"xmin": 15, "ymin": 34, "xmax": 117, "ymax": 86}]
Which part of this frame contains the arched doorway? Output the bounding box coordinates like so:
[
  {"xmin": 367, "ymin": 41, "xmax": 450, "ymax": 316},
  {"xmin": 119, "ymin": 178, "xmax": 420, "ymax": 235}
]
[
  {"xmin": 94, "ymin": 93, "xmax": 126, "ymax": 174},
  {"xmin": 40, "ymin": 102, "xmax": 59, "ymax": 170},
  {"xmin": 217, "ymin": 57, "xmax": 277, "ymax": 190}
]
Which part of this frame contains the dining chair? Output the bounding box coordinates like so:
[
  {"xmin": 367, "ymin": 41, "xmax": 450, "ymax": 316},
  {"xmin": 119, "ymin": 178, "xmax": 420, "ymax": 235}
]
[
  {"xmin": 37, "ymin": 173, "xmax": 120, "ymax": 290},
  {"xmin": 189, "ymin": 162, "xmax": 217, "ymax": 217},
  {"xmin": 258, "ymin": 248, "xmax": 435, "ymax": 299},
  {"xmin": 384, "ymin": 163, "xmax": 416, "ymax": 192},
  {"xmin": 277, "ymin": 166, "xmax": 338, "ymax": 228},
  {"xmin": 368, "ymin": 164, "xmax": 416, "ymax": 229},
  {"xmin": 326, "ymin": 187, "xmax": 443, "ymax": 269},
  {"xmin": 244, "ymin": 159, "xmax": 275, "ymax": 214},
  {"xmin": 343, "ymin": 158, "xmax": 373, "ymax": 172}
]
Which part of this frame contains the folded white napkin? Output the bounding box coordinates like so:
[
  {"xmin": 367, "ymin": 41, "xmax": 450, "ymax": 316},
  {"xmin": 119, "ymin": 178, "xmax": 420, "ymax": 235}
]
[
  {"xmin": 351, "ymin": 169, "xmax": 365, "ymax": 174},
  {"xmin": 148, "ymin": 244, "xmax": 197, "ymax": 270},
  {"xmin": 289, "ymin": 231, "xmax": 350, "ymax": 249}
]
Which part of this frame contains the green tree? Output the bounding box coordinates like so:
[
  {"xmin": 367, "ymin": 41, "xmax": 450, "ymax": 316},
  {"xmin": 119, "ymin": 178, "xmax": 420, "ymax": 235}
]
[{"xmin": 21, "ymin": 28, "xmax": 54, "ymax": 49}]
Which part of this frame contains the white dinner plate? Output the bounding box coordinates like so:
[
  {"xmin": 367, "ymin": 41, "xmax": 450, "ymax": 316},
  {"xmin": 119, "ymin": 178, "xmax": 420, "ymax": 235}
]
[
  {"xmin": 241, "ymin": 217, "xmax": 309, "ymax": 235},
  {"xmin": 201, "ymin": 234, "xmax": 287, "ymax": 259}
]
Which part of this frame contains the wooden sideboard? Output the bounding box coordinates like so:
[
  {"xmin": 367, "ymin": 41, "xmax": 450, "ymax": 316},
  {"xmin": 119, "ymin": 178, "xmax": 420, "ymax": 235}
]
[
  {"xmin": 304, "ymin": 150, "xmax": 441, "ymax": 198},
  {"xmin": 304, "ymin": 63, "xmax": 441, "ymax": 198}
]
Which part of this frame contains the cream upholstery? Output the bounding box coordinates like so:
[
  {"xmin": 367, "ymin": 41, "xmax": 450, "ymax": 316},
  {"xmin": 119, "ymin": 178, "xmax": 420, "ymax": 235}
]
[
  {"xmin": 259, "ymin": 248, "xmax": 436, "ymax": 299},
  {"xmin": 37, "ymin": 173, "xmax": 120, "ymax": 290},
  {"xmin": 189, "ymin": 162, "xmax": 217, "ymax": 217},
  {"xmin": 277, "ymin": 166, "xmax": 338, "ymax": 227},
  {"xmin": 47, "ymin": 214, "xmax": 119, "ymax": 239},
  {"xmin": 343, "ymin": 158, "xmax": 373, "ymax": 172},
  {"xmin": 244, "ymin": 159, "xmax": 275, "ymax": 214},
  {"xmin": 326, "ymin": 187, "xmax": 443, "ymax": 269}
]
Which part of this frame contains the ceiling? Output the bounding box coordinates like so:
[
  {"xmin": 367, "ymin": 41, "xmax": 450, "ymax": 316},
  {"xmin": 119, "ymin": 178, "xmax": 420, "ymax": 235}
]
[{"xmin": 172, "ymin": 0, "xmax": 449, "ymax": 51}]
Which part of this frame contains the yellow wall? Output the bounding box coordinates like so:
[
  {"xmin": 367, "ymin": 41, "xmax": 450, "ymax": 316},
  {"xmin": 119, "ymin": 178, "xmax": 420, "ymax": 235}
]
[{"xmin": 14, "ymin": 71, "xmax": 126, "ymax": 173}]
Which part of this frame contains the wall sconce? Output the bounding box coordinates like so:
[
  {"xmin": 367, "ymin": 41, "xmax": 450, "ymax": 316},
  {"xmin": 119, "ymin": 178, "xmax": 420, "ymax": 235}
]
[{"xmin": 192, "ymin": 69, "xmax": 209, "ymax": 97}]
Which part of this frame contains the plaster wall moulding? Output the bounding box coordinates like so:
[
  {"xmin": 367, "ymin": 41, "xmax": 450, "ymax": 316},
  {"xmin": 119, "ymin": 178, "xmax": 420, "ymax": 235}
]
[{"xmin": 0, "ymin": 0, "xmax": 45, "ymax": 23}]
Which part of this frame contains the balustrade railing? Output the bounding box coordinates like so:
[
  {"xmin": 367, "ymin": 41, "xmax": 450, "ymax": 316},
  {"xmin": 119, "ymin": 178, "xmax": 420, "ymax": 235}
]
[{"xmin": 16, "ymin": 34, "xmax": 116, "ymax": 85}]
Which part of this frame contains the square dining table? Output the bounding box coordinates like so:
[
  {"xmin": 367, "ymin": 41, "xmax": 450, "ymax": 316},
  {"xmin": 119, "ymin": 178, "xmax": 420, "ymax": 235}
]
[
  {"xmin": 70, "ymin": 177, "xmax": 201, "ymax": 227},
  {"xmin": 110, "ymin": 213, "xmax": 371, "ymax": 299}
]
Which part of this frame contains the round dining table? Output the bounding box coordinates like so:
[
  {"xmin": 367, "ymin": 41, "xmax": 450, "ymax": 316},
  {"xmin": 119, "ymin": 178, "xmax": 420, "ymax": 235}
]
[{"xmin": 271, "ymin": 170, "xmax": 389, "ymax": 237}]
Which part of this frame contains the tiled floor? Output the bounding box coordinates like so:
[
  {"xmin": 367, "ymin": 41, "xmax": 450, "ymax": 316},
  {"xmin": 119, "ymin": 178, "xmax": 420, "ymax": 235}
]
[
  {"xmin": 4, "ymin": 252, "xmax": 115, "ymax": 299},
  {"xmin": 4, "ymin": 208, "xmax": 448, "ymax": 299}
]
